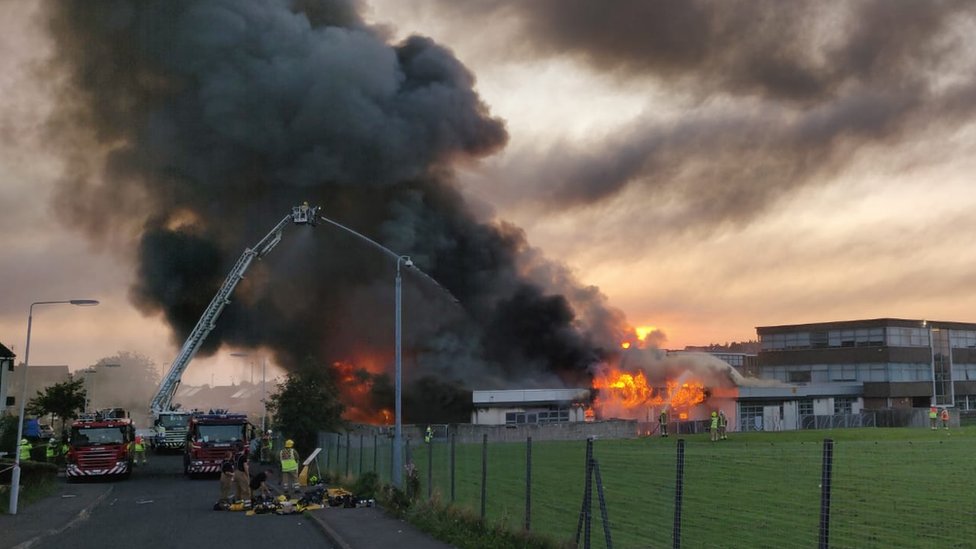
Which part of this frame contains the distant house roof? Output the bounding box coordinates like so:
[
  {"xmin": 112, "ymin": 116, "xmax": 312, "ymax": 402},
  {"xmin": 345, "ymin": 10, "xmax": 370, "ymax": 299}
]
[{"xmin": 0, "ymin": 342, "xmax": 14, "ymax": 359}]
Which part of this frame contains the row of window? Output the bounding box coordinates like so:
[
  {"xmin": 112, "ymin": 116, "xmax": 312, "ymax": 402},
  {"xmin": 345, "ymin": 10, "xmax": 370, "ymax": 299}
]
[
  {"xmin": 953, "ymin": 394, "xmax": 976, "ymax": 410},
  {"xmin": 765, "ymin": 362, "xmax": 976, "ymax": 383},
  {"xmin": 738, "ymin": 398, "xmax": 856, "ymax": 431},
  {"xmin": 504, "ymin": 409, "xmax": 570, "ymax": 425},
  {"xmin": 764, "ymin": 363, "xmax": 940, "ymax": 383},
  {"xmin": 762, "ymin": 327, "xmax": 976, "ymax": 351}
]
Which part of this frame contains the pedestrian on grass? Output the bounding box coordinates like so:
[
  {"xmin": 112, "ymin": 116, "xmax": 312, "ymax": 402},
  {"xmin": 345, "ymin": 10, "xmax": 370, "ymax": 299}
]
[
  {"xmin": 219, "ymin": 451, "xmax": 235, "ymax": 504},
  {"xmin": 710, "ymin": 411, "xmax": 719, "ymax": 442},
  {"xmin": 940, "ymin": 408, "xmax": 950, "ymax": 430},
  {"xmin": 659, "ymin": 409, "xmax": 669, "ymax": 438},
  {"xmin": 718, "ymin": 410, "xmax": 728, "ymax": 440},
  {"xmin": 929, "ymin": 406, "xmax": 938, "ymax": 430}
]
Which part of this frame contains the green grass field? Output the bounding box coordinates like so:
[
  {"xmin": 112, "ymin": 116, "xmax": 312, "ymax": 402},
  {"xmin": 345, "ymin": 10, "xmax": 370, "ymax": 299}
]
[{"xmin": 396, "ymin": 427, "xmax": 976, "ymax": 549}]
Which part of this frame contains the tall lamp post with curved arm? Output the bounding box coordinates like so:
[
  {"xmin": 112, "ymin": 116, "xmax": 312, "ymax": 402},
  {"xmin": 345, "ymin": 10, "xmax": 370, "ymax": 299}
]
[
  {"xmin": 315, "ymin": 212, "xmax": 459, "ymax": 489},
  {"xmin": 9, "ymin": 299, "xmax": 99, "ymax": 515},
  {"xmin": 393, "ymin": 255, "xmax": 413, "ymax": 489}
]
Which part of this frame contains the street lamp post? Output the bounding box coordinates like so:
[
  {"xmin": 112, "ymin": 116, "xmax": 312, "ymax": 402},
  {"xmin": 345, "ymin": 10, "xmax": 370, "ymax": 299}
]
[
  {"xmin": 9, "ymin": 299, "xmax": 98, "ymax": 515},
  {"xmin": 392, "ymin": 255, "xmax": 413, "ymax": 489}
]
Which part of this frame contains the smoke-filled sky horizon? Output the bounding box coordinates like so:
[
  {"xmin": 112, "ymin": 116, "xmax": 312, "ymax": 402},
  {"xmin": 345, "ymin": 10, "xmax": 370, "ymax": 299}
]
[{"xmin": 2, "ymin": 0, "xmax": 976, "ymax": 389}]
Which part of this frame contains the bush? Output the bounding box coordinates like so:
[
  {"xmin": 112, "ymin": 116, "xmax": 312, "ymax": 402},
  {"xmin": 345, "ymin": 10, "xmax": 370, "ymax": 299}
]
[
  {"xmin": 378, "ymin": 483, "xmax": 413, "ymax": 516},
  {"xmin": 0, "ymin": 459, "xmax": 58, "ymax": 513},
  {"xmin": 0, "ymin": 458, "xmax": 58, "ymax": 485},
  {"xmin": 351, "ymin": 471, "xmax": 378, "ymax": 499}
]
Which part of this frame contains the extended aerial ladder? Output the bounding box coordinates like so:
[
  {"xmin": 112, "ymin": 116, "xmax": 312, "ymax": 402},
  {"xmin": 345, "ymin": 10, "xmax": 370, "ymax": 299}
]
[{"xmin": 149, "ymin": 203, "xmax": 319, "ymax": 418}]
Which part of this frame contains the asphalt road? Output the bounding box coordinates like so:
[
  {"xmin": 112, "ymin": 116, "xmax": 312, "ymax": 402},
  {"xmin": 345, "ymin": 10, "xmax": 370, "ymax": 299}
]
[{"xmin": 33, "ymin": 454, "xmax": 333, "ymax": 549}]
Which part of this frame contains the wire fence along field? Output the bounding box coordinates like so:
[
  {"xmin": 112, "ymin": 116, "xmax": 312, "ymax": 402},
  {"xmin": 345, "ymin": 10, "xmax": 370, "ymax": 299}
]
[{"xmin": 317, "ymin": 428, "xmax": 976, "ymax": 549}]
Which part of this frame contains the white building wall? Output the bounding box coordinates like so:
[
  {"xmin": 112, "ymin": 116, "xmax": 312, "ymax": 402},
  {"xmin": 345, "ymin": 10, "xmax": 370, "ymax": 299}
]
[
  {"xmin": 762, "ymin": 405, "xmax": 783, "ymax": 431},
  {"xmin": 781, "ymin": 401, "xmax": 799, "ymax": 430},
  {"xmin": 813, "ymin": 398, "xmax": 833, "ymax": 415}
]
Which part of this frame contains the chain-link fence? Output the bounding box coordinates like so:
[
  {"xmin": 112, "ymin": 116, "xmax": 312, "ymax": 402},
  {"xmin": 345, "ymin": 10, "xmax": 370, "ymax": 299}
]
[{"xmin": 317, "ymin": 427, "xmax": 976, "ymax": 548}]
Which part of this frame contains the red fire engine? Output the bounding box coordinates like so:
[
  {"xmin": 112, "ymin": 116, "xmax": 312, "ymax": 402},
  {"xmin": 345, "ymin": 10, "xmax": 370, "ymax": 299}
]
[
  {"xmin": 65, "ymin": 409, "xmax": 135, "ymax": 481},
  {"xmin": 183, "ymin": 412, "xmax": 252, "ymax": 475}
]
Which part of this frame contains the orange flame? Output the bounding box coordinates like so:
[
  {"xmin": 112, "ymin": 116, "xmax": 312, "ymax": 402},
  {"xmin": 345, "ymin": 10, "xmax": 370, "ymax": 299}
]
[
  {"xmin": 591, "ymin": 366, "xmax": 706, "ymax": 420},
  {"xmin": 332, "ymin": 360, "xmax": 393, "ymax": 425}
]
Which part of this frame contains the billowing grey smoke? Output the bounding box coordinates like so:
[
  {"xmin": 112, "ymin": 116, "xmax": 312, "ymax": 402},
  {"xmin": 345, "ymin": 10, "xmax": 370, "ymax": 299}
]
[
  {"xmin": 42, "ymin": 0, "xmax": 630, "ymax": 420},
  {"xmin": 428, "ymin": 0, "xmax": 976, "ymax": 234}
]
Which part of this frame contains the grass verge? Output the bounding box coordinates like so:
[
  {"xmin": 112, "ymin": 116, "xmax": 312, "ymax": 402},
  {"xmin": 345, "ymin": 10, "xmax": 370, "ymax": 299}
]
[{"xmin": 403, "ymin": 499, "xmax": 575, "ymax": 549}]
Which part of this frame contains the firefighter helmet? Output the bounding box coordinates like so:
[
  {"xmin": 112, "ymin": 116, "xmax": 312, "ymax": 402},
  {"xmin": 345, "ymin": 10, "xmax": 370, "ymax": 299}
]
[
  {"xmin": 711, "ymin": 411, "xmax": 718, "ymax": 417},
  {"xmin": 285, "ymin": 439, "xmax": 294, "ymax": 448},
  {"xmin": 21, "ymin": 438, "xmax": 28, "ymax": 444}
]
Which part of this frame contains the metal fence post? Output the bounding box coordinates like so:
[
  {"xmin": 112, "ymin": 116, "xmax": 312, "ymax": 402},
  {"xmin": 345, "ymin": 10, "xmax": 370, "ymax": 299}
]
[
  {"xmin": 593, "ymin": 459, "xmax": 613, "ymax": 549},
  {"xmin": 325, "ymin": 433, "xmax": 332, "ymax": 472},
  {"xmin": 819, "ymin": 438, "xmax": 834, "ymax": 549},
  {"xmin": 450, "ymin": 432, "xmax": 456, "ymax": 503},
  {"xmin": 427, "ymin": 436, "xmax": 433, "ymax": 500},
  {"xmin": 576, "ymin": 437, "xmax": 595, "ymax": 548},
  {"xmin": 481, "ymin": 433, "xmax": 488, "ymax": 520},
  {"xmin": 359, "ymin": 433, "xmax": 364, "ymax": 476},
  {"xmin": 345, "ymin": 431, "xmax": 351, "ymax": 477},
  {"xmin": 525, "ymin": 436, "xmax": 532, "ymax": 531},
  {"xmin": 336, "ymin": 432, "xmax": 341, "ymax": 474},
  {"xmin": 673, "ymin": 438, "xmax": 686, "ymax": 549},
  {"xmin": 373, "ymin": 434, "xmax": 378, "ymax": 474}
]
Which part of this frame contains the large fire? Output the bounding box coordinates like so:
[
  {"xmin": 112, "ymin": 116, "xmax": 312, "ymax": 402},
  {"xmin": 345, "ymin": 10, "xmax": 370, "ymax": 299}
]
[
  {"xmin": 331, "ymin": 360, "xmax": 393, "ymax": 425},
  {"xmin": 591, "ymin": 366, "xmax": 707, "ymax": 421}
]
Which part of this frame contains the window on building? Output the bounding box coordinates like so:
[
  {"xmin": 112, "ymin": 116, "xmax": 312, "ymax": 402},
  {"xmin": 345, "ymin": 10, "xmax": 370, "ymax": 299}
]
[
  {"xmin": 811, "ymin": 331, "xmax": 828, "ymax": 348},
  {"xmin": 829, "ymin": 365, "xmax": 857, "ymax": 382},
  {"xmin": 506, "ymin": 408, "xmax": 571, "ymax": 425},
  {"xmin": 788, "ymin": 370, "xmax": 812, "ymax": 383},
  {"xmin": 833, "ymin": 397, "xmax": 854, "ymax": 414},
  {"xmin": 951, "ymin": 330, "xmax": 976, "ymax": 349},
  {"xmin": 738, "ymin": 402, "xmax": 766, "ymax": 431},
  {"xmin": 798, "ymin": 400, "xmax": 813, "ymax": 417},
  {"xmin": 865, "ymin": 364, "xmax": 887, "ymax": 382}
]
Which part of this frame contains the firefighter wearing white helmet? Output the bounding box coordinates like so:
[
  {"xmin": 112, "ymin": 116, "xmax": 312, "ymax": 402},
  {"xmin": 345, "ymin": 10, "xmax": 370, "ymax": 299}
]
[{"xmin": 279, "ymin": 439, "xmax": 300, "ymax": 498}]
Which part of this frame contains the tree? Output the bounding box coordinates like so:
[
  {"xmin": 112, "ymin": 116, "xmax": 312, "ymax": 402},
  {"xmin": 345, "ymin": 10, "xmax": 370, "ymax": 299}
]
[
  {"xmin": 26, "ymin": 377, "xmax": 86, "ymax": 436},
  {"xmin": 266, "ymin": 358, "xmax": 345, "ymax": 456}
]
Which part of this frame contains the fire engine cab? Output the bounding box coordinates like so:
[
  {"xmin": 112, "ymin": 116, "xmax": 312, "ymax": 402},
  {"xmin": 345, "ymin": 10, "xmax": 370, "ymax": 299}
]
[
  {"xmin": 184, "ymin": 412, "xmax": 252, "ymax": 475},
  {"xmin": 66, "ymin": 409, "xmax": 135, "ymax": 481}
]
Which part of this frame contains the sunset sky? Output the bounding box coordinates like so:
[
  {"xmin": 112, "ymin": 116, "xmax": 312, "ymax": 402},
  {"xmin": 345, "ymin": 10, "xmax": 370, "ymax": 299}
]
[{"xmin": 2, "ymin": 1, "xmax": 976, "ymax": 387}]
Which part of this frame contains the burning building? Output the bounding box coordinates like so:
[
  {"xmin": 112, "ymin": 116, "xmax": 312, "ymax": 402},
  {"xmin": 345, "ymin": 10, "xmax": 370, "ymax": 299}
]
[{"xmin": 589, "ymin": 349, "xmax": 741, "ymax": 435}]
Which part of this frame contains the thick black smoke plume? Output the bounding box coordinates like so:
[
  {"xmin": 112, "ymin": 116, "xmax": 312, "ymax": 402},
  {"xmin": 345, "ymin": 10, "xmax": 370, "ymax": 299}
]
[
  {"xmin": 41, "ymin": 0, "xmax": 630, "ymax": 416},
  {"xmin": 425, "ymin": 0, "xmax": 976, "ymax": 235}
]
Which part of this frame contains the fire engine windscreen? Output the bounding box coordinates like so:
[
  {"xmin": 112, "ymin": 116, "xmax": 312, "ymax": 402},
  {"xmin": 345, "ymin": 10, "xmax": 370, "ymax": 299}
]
[
  {"xmin": 195, "ymin": 425, "xmax": 247, "ymax": 443},
  {"xmin": 71, "ymin": 427, "xmax": 126, "ymax": 446},
  {"xmin": 157, "ymin": 414, "xmax": 188, "ymax": 429}
]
